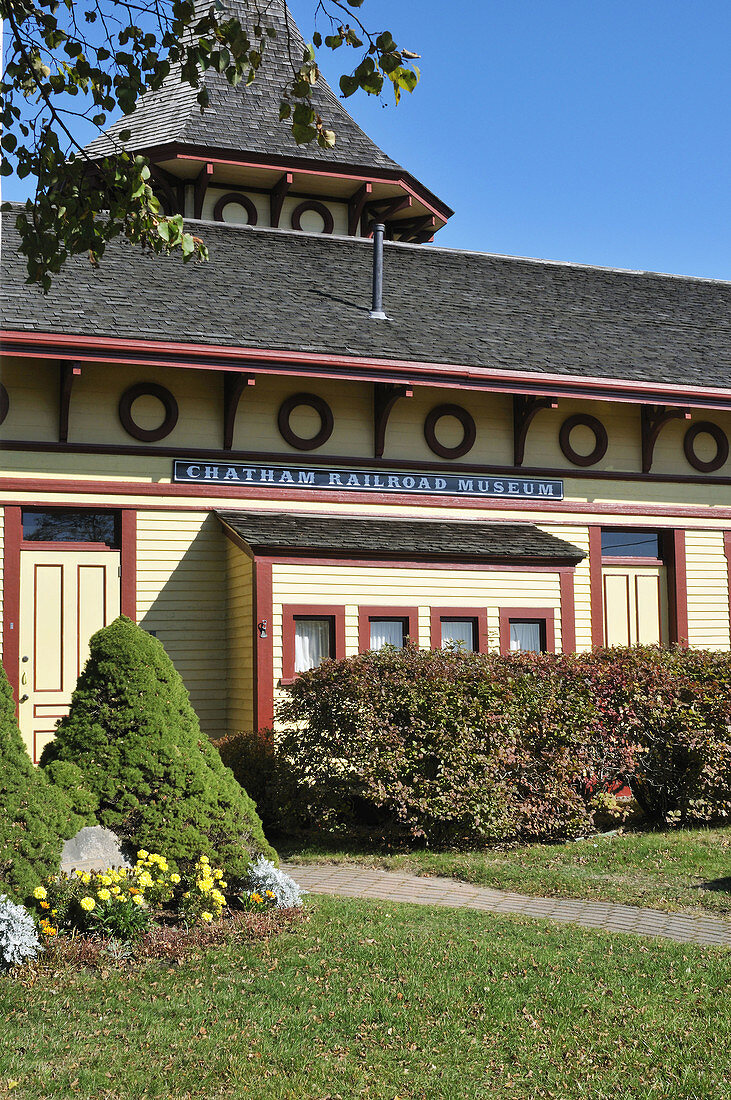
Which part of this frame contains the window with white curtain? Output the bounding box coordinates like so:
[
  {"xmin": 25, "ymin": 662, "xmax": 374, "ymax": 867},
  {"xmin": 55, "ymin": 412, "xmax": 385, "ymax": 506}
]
[
  {"xmin": 440, "ymin": 619, "xmax": 476, "ymax": 651},
  {"xmin": 294, "ymin": 618, "xmax": 333, "ymax": 672},
  {"xmin": 509, "ymin": 620, "xmax": 543, "ymax": 653},
  {"xmin": 369, "ymin": 619, "xmax": 406, "ymax": 650}
]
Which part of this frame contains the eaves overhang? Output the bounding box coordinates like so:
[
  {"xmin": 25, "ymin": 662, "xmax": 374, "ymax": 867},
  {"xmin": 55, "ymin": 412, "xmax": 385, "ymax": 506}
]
[{"xmin": 4, "ymin": 328, "xmax": 731, "ymax": 412}]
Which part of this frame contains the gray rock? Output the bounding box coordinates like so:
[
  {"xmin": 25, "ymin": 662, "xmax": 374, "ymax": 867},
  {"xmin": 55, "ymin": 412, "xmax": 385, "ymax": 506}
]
[{"xmin": 60, "ymin": 826, "xmax": 132, "ymax": 874}]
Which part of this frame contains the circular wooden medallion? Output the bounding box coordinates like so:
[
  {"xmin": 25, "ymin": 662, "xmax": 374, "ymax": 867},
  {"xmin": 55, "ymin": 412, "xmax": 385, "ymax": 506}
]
[
  {"xmin": 559, "ymin": 413, "xmax": 608, "ymax": 466},
  {"xmin": 290, "ymin": 200, "xmax": 335, "ymax": 234},
  {"xmin": 424, "ymin": 404, "xmax": 476, "ymax": 459},
  {"xmin": 212, "ymin": 193, "xmax": 258, "ymax": 225},
  {"xmin": 0, "ymin": 383, "xmax": 8, "ymax": 425},
  {"xmin": 277, "ymin": 393, "xmax": 334, "ymax": 450},
  {"xmin": 683, "ymin": 421, "xmax": 729, "ymax": 473},
  {"xmin": 119, "ymin": 383, "xmax": 179, "ymax": 442}
]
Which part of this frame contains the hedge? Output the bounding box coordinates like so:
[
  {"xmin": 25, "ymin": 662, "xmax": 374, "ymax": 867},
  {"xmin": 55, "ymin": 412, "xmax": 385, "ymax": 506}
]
[{"xmin": 223, "ymin": 645, "xmax": 731, "ymax": 846}]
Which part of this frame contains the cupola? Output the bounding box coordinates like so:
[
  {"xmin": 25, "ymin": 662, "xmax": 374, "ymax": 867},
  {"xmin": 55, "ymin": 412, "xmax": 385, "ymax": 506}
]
[{"xmin": 85, "ymin": 0, "xmax": 452, "ymax": 242}]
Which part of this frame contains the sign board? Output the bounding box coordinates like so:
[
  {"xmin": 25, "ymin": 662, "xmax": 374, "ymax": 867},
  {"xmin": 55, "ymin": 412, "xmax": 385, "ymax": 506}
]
[{"xmin": 173, "ymin": 461, "xmax": 564, "ymax": 500}]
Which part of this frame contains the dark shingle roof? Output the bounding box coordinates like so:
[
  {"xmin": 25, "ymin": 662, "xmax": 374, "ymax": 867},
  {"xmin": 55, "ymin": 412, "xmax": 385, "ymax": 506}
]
[
  {"xmin": 84, "ymin": 0, "xmax": 400, "ymax": 173},
  {"xmin": 217, "ymin": 511, "xmax": 585, "ymax": 562},
  {"xmin": 3, "ymin": 212, "xmax": 731, "ymax": 392}
]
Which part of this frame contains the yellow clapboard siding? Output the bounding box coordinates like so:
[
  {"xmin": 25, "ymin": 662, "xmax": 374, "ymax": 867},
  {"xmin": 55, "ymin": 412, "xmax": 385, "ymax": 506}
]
[
  {"xmin": 270, "ymin": 562, "xmax": 565, "ymax": 684},
  {"xmin": 541, "ymin": 524, "xmax": 592, "ymax": 652},
  {"xmin": 685, "ymin": 529, "xmax": 730, "ymax": 650},
  {"xmin": 136, "ymin": 510, "xmax": 227, "ymax": 737},
  {"xmin": 226, "ymin": 541, "xmax": 254, "ymax": 734}
]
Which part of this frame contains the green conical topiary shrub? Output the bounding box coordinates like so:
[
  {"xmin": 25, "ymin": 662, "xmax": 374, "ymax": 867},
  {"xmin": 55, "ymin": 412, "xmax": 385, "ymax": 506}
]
[
  {"xmin": 41, "ymin": 616, "xmax": 276, "ymax": 878},
  {"xmin": 0, "ymin": 660, "xmax": 86, "ymax": 902}
]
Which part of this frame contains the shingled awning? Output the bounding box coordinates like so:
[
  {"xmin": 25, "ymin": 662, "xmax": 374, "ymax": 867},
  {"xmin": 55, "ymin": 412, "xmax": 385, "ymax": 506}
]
[{"xmin": 217, "ymin": 511, "xmax": 585, "ymax": 564}]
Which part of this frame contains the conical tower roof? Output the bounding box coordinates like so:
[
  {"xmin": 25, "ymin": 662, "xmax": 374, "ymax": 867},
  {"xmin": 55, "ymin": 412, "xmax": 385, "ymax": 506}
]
[{"xmin": 85, "ymin": 0, "xmax": 400, "ymax": 173}]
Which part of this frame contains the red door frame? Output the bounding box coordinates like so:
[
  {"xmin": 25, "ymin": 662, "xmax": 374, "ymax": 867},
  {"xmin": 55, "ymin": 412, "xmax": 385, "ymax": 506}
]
[{"xmin": 2, "ymin": 505, "xmax": 136, "ymax": 710}]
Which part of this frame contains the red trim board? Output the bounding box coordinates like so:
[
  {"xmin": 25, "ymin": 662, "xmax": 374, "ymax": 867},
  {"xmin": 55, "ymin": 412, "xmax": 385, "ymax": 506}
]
[
  {"xmin": 5, "ymin": 329, "xmax": 731, "ymax": 410},
  {"xmin": 588, "ymin": 526, "xmax": 604, "ymax": 647},
  {"xmin": 120, "ymin": 510, "xmax": 137, "ymax": 621},
  {"xmin": 253, "ymin": 560, "xmax": 274, "ymax": 729}
]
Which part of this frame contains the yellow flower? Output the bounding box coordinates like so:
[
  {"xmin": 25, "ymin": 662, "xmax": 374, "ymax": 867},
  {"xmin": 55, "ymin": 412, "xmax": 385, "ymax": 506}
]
[
  {"xmin": 265, "ymin": 890, "xmax": 275, "ymax": 898},
  {"xmin": 170, "ymin": 873, "xmax": 181, "ymax": 884},
  {"xmin": 132, "ymin": 895, "xmax": 144, "ymax": 907},
  {"xmin": 137, "ymin": 850, "xmax": 149, "ymax": 860},
  {"xmin": 81, "ymin": 873, "xmax": 91, "ymax": 885},
  {"xmin": 33, "ymin": 886, "xmax": 47, "ymax": 900},
  {"xmin": 250, "ymin": 893, "xmax": 263, "ymax": 905},
  {"xmin": 201, "ymin": 912, "xmax": 213, "ymax": 922},
  {"xmin": 40, "ymin": 900, "xmax": 50, "ymax": 910},
  {"xmin": 211, "ymin": 890, "xmax": 224, "ymax": 905},
  {"xmin": 212, "ymin": 868, "xmax": 223, "ymax": 880},
  {"xmin": 51, "ymin": 909, "xmax": 57, "ymax": 916},
  {"xmin": 137, "ymin": 872, "xmax": 153, "ymax": 888},
  {"xmin": 198, "ymin": 879, "xmax": 213, "ymax": 894},
  {"xmin": 182, "ymin": 891, "xmax": 191, "ymax": 899},
  {"xmin": 198, "ymin": 855, "xmax": 210, "ymax": 865},
  {"xmin": 99, "ymin": 874, "xmax": 111, "ymax": 886},
  {"xmin": 80, "ymin": 897, "xmax": 96, "ymax": 912},
  {"xmin": 97, "ymin": 889, "xmax": 111, "ymax": 901},
  {"xmin": 219, "ymin": 881, "xmax": 228, "ymax": 889}
]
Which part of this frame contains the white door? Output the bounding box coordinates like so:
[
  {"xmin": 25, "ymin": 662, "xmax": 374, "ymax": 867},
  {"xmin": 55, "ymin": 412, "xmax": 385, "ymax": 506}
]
[{"xmin": 19, "ymin": 550, "xmax": 120, "ymax": 761}]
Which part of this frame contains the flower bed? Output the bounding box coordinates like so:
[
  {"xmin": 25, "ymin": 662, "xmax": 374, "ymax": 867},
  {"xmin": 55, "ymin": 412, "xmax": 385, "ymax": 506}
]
[{"xmin": 2, "ymin": 852, "xmax": 305, "ymax": 973}]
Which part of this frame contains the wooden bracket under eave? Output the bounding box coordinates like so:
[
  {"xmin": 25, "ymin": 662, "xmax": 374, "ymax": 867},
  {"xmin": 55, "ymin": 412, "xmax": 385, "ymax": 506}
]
[
  {"xmin": 270, "ymin": 172, "xmax": 293, "ymax": 228},
  {"xmin": 641, "ymin": 404, "xmax": 691, "ymax": 473},
  {"xmin": 364, "ymin": 195, "xmax": 412, "ymax": 237},
  {"xmin": 373, "ymin": 382, "xmax": 413, "ymax": 458},
  {"xmin": 348, "ymin": 181, "xmax": 372, "ymax": 236},
  {"xmin": 222, "ymin": 371, "xmax": 256, "ymax": 451},
  {"xmin": 513, "ymin": 395, "xmax": 558, "ymax": 466},
  {"xmin": 59, "ymin": 362, "xmax": 81, "ymax": 443},
  {"xmin": 193, "ymin": 162, "xmax": 214, "ymax": 220},
  {"xmin": 392, "ymin": 214, "xmax": 436, "ymax": 243}
]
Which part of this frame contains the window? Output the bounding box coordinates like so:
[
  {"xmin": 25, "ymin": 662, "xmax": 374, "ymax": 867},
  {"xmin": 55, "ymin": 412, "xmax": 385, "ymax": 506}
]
[
  {"xmin": 294, "ymin": 618, "xmax": 333, "ymax": 672},
  {"xmin": 440, "ymin": 619, "xmax": 476, "ymax": 650},
  {"xmin": 429, "ymin": 608, "xmax": 488, "ymax": 652},
  {"xmin": 281, "ymin": 605, "xmax": 345, "ymax": 682},
  {"xmin": 369, "ymin": 619, "xmax": 407, "ymax": 650},
  {"xmin": 509, "ymin": 620, "xmax": 544, "ymax": 652},
  {"xmin": 358, "ymin": 607, "xmax": 419, "ymax": 653},
  {"xmin": 22, "ymin": 509, "xmax": 120, "ymax": 548},
  {"xmin": 498, "ymin": 608, "xmax": 555, "ymax": 654},
  {"xmin": 601, "ymin": 528, "xmax": 661, "ymax": 560}
]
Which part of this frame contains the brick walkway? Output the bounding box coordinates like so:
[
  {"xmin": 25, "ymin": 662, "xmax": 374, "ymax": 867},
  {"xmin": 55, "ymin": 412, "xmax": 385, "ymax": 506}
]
[{"xmin": 282, "ymin": 862, "xmax": 731, "ymax": 947}]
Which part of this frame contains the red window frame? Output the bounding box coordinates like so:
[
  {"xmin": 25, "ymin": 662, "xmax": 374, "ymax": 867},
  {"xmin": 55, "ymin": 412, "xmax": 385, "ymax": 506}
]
[
  {"xmin": 498, "ymin": 607, "xmax": 556, "ymax": 655},
  {"xmin": 281, "ymin": 604, "xmax": 346, "ymax": 683},
  {"xmin": 429, "ymin": 606, "xmax": 489, "ymax": 652},
  {"xmin": 358, "ymin": 606, "xmax": 419, "ymax": 653}
]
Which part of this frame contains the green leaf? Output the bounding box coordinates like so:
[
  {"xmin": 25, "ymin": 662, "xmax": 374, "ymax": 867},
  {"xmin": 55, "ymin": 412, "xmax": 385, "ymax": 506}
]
[
  {"xmin": 279, "ymin": 102, "xmax": 291, "ymax": 121},
  {"xmin": 339, "ymin": 74, "xmax": 359, "ymax": 98},
  {"xmin": 312, "ymin": 32, "xmax": 322, "ymax": 47},
  {"xmin": 291, "ymin": 122, "xmax": 317, "ymax": 144}
]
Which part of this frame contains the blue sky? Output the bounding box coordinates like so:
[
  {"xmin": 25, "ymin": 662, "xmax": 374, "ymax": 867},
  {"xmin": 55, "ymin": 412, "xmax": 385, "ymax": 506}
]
[
  {"xmin": 7, "ymin": 0, "xmax": 731, "ymax": 279},
  {"xmin": 298, "ymin": 0, "xmax": 731, "ymax": 279}
]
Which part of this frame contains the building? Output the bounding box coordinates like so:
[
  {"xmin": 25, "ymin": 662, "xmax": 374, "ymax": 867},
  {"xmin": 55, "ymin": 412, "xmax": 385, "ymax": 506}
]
[{"xmin": 3, "ymin": 0, "xmax": 731, "ymax": 762}]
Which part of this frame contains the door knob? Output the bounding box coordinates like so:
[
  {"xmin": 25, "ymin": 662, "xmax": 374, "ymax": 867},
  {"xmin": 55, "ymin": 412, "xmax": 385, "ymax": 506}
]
[{"xmin": 19, "ymin": 695, "xmax": 28, "ymax": 704}]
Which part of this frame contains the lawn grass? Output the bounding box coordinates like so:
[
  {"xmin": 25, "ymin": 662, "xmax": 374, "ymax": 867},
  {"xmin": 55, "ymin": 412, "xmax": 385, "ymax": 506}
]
[
  {"xmin": 279, "ymin": 826, "xmax": 731, "ymax": 916},
  {"xmin": 1, "ymin": 896, "xmax": 729, "ymax": 1100}
]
